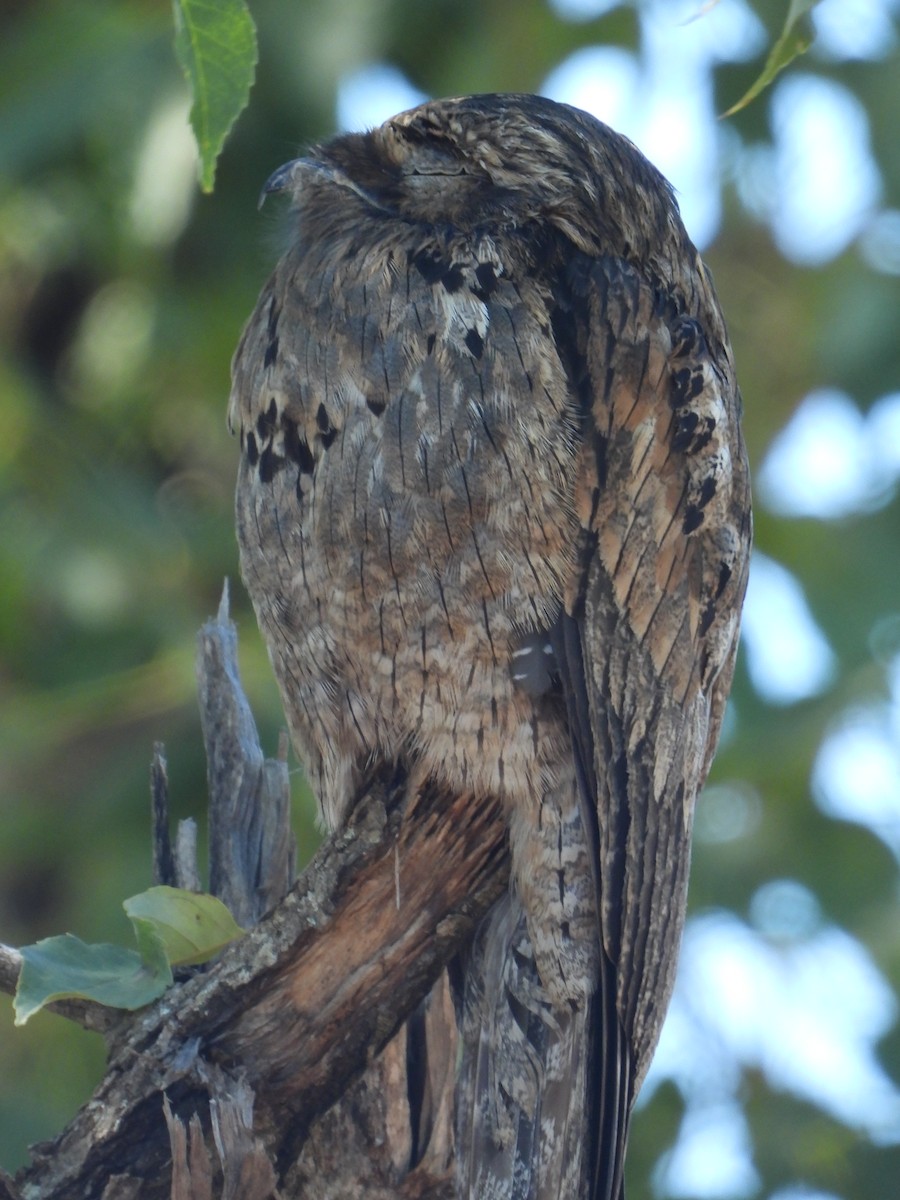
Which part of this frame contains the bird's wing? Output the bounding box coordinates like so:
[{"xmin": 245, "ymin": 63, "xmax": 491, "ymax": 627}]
[{"xmin": 549, "ymin": 251, "xmax": 751, "ymax": 1199}]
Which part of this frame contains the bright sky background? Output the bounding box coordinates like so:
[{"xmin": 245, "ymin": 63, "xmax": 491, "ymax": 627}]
[{"xmin": 329, "ymin": 4, "xmax": 900, "ymax": 1195}]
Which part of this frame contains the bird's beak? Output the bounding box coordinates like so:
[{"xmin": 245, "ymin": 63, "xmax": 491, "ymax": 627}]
[
  {"xmin": 258, "ymin": 158, "xmax": 305, "ymax": 209},
  {"xmin": 258, "ymin": 157, "xmax": 391, "ymax": 216}
]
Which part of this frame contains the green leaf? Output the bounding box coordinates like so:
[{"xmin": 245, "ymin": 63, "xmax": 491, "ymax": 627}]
[
  {"xmin": 123, "ymin": 886, "xmax": 245, "ymax": 966},
  {"xmin": 12, "ymin": 890, "xmax": 242, "ymax": 1024},
  {"xmin": 14, "ymin": 933, "xmax": 172, "ymax": 1025},
  {"xmin": 722, "ymin": 0, "xmax": 820, "ymax": 118},
  {"xmin": 172, "ymin": 0, "xmax": 258, "ymax": 192}
]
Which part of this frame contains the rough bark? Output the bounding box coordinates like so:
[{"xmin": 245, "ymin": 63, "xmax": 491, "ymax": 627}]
[{"xmin": 2, "ymin": 588, "xmax": 508, "ymax": 1200}]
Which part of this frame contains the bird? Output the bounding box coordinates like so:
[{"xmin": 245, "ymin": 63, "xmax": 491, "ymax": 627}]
[{"xmin": 228, "ymin": 93, "xmax": 751, "ymax": 1199}]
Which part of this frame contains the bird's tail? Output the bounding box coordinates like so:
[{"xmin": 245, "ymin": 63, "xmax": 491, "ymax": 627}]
[{"xmin": 455, "ymin": 893, "xmax": 624, "ymax": 1200}]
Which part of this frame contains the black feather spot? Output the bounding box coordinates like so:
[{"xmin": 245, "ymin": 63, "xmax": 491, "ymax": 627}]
[
  {"xmin": 366, "ymin": 395, "xmax": 386, "ymax": 417},
  {"xmin": 256, "ymin": 396, "xmax": 278, "ymax": 441},
  {"xmin": 426, "ymin": 333, "xmax": 436, "ymax": 354},
  {"xmin": 670, "ymin": 368, "xmax": 691, "ymax": 408},
  {"xmin": 313, "ymin": 403, "xmax": 340, "ymax": 448},
  {"xmin": 716, "ymin": 561, "xmax": 732, "ymax": 599},
  {"xmin": 670, "ymin": 366, "xmax": 704, "ymax": 409},
  {"xmin": 441, "ymin": 264, "xmax": 465, "ymax": 293},
  {"xmin": 699, "ymin": 598, "xmax": 717, "ymax": 637},
  {"xmin": 671, "ymin": 316, "xmax": 705, "ymax": 359},
  {"xmin": 412, "ymin": 249, "xmax": 446, "ymax": 285},
  {"xmin": 672, "ymin": 410, "xmax": 699, "ymax": 451},
  {"xmin": 682, "ymin": 505, "xmax": 704, "ymax": 534},
  {"xmin": 464, "ymin": 328, "xmax": 484, "ymax": 359},
  {"xmin": 692, "ymin": 418, "xmax": 716, "ymax": 453},
  {"xmin": 472, "ymin": 262, "xmax": 498, "ymax": 300},
  {"xmin": 263, "ymin": 335, "xmax": 279, "ymax": 369},
  {"xmin": 697, "ymin": 475, "xmax": 717, "ymax": 508},
  {"xmin": 283, "ymin": 419, "xmax": 315, "ymax": 474},
  {"xmin": 258, "ymin": 443, "xmax": 286, "ymax": 483},
  {"xmin": 245, "ymin": 430, "xmax": 259, "ymax": 466},
  {"xmin": 673, "ymin": 412, "xmax": 716, "ymax": 455},
  {"xmin": 266, "ymin": 295, "xmax": 280, "ymax": 336},
  {"xmin": 549, "ymin": 301, "xmax": 592, "ymax": 414}
]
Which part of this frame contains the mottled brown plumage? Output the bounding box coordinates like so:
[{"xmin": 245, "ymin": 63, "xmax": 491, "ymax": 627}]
[{"xmin": 229, "ymin": 93, "xmax": 751, "ymax": 1199}]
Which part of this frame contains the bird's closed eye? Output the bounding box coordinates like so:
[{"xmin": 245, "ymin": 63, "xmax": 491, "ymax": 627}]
[
  {"xmin": 402, "ymin": 146, "xmax": 473, "ymax": 179},
  {"xmin": 393, "ymin": 119, "xmax": 474, "ymax": 178}
]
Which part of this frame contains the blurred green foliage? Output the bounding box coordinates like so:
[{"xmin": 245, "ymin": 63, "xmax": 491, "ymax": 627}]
[{"xmin": 1, "ymin": 1, "xmax": 898, "ymax": 1196}]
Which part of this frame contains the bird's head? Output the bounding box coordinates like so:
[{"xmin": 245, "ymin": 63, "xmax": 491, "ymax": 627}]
[{"xmin": 263, "ymin": 94, "xmax": 692, "ymax": 266}]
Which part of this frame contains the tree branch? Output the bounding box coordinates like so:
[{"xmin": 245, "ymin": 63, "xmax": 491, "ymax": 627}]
[{"xmin": 13, "ymin": 591, "xmax": 509, "ymax": 1200}]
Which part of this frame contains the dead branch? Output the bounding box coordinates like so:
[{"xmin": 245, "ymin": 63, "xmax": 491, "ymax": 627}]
[{"xmin": 9, "ymin": 588, "xmax": 508, "ymax": 1200}]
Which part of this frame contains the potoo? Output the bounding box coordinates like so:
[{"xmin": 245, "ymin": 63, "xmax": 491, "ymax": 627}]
[{"xmin": 229, "ymin": 94, "xmax": 751, "ymax": 1199}]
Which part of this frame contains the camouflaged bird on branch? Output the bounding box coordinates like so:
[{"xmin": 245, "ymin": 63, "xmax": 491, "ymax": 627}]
[{"xmin": 230, "ymin": 93, "xmax": 751, "ymax": 1200}]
